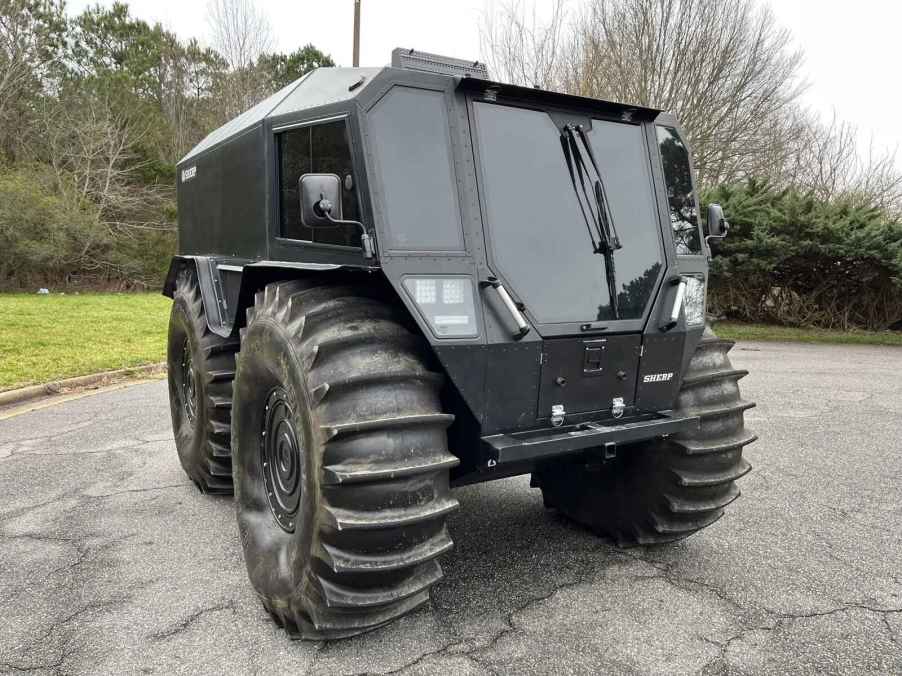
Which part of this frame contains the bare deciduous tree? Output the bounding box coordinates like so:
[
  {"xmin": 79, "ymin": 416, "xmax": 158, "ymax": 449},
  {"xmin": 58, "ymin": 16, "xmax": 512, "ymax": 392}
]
[
  {"xmin": 34, "ymin": 93, "xmax": 173, "ymax": 233},
  {"xmin": 481, "ymin": 0, "xmax": 567, "ymax": 89},
  {"xmin": 481, "ymin": 0, "xmax": 807, "ymax": 187},
  {"xmin": 206, "ymin": 0, "xmax": 275, "ymax": 119},
  {"xmin": 784, "ymin": 112, "xmax": 902, "ymax": 214},
  {"xmin": 207, "ymin": 0, "xmax": 273, "ymax": 70}
]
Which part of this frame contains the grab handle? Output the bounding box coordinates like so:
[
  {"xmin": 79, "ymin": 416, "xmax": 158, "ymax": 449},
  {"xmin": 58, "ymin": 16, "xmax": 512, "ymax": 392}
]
[{"xmin": 483, "ymin": 278, "xmax": 530, "ymax": 338}]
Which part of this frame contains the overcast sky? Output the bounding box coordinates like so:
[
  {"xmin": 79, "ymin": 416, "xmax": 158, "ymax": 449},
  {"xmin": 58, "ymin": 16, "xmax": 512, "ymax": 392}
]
[{"xmin": 66, "ymin": 0, "xmax": 902, "ymax": 167}]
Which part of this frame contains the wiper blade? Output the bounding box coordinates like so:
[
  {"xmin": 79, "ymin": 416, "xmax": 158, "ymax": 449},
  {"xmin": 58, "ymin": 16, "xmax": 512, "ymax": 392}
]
[
  {"xmin": 560, "ymin": 124, "xmax": 622, "ymax": 319},
  {"xmin": 575, "ymin": 125, "xmax": 622, "ymax": 252}
]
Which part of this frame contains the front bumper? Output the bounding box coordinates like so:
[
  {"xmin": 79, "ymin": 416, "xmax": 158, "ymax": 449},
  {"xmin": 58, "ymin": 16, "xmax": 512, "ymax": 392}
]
[{"xmin": 480, "ymin": 411, "xmax": 699, "ymax": 467}]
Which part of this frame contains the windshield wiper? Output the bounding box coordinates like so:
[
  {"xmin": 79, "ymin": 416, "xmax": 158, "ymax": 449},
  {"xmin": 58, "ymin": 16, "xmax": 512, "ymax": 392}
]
[{"xmin": 559, "ymin": 124, "xmax": 623, "ymax": 319}]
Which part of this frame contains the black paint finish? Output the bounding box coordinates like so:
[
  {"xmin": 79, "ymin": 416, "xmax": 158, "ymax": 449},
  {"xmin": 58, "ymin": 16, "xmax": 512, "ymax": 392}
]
[
  {"xmin": 167, "ymin": 63, "xmax": 712, "ymax": 480},
  {"xmin": 635, "ymin": 333, "xmax": 686, "ymax": 410},
  {"xmin": 538, "ymin": 335, "xmax": 642, "ymax": 417}
]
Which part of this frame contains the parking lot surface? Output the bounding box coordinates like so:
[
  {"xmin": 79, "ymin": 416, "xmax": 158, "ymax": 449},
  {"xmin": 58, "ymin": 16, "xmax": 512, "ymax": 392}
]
[{"xmin": 0, "ymin": 340, "xmax": 900, "ymax": 675}]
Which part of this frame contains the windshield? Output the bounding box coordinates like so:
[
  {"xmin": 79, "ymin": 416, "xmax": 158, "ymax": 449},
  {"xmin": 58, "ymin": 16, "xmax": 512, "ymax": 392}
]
[{"xmin": 473, "ymin": 102, "xmax": 663, "ymax": 325}]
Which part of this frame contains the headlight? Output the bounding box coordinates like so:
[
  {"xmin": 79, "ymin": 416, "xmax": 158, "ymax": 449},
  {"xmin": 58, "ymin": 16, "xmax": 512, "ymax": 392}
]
[
  {"xmin": 403, "ymin": 276, "xmax": 478, "ymax": 338},
  {"xmin": 682, "ymin": 275, "xmax": 706, "ymax": 326}
]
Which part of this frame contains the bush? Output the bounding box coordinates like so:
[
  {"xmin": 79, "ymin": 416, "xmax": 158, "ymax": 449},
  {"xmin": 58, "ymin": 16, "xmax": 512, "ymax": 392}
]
[
  {"xmin": 0, "ymin": 166, "xmax": 109, "ymax": 288},
  {"xmin": 0, "ymin": 165, "xmax": 176, "ymax": 290},
  {"xmin": 705, "ymin": 179, "xmax": 902, "ymax": 330}
]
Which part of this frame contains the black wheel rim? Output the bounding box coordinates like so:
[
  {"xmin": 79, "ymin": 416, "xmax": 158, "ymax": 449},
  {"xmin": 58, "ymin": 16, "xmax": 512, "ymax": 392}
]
[
  {"xmin": 261, "ymin": 388, "xmax": 302, "ymax": 532},
  {"xmin": 180, "ymin": 338, "xmax": 198, "ymax": 424}
]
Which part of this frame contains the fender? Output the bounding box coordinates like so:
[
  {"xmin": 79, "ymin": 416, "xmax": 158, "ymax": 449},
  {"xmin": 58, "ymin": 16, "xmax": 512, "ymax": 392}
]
[{"xmin": 163, "ymin": 256, "xmax": 375, "ymax": 338}]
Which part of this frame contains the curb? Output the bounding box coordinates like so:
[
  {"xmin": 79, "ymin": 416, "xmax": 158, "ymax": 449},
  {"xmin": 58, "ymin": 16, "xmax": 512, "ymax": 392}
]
[{"xmin": 0, "ymin": 363, "xmax": 167, "ymax": 408}]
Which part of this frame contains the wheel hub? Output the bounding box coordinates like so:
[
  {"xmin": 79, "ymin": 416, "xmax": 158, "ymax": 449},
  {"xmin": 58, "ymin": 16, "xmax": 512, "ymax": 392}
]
[
  {"xmin": 261, "ymin": 388, "xmax": 302, "ymax": 532},
  {"xmin": 180, "ymin": 339, "xmax": 198, "ymax": 424}
]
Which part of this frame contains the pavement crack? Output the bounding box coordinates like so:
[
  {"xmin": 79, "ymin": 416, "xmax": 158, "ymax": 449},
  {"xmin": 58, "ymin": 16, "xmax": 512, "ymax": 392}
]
[
  {"xmin": 150, "ymin": 601, "xmax": 237, "ymax": 641},
  {"xmin": 775, "ymin": 604, "xmax": 902, "ymax": 622},
  {"xmin": 700, "ymin": 604, "xmax": 902, "ymax": 673},
  {"xmin": 0, "ymin": 533, "xmax": 136, "ymax": 606},
  {"xmin": 381, "ymin": 640, "xmax": 463, "ymax": 675},
  {"xmin": 2, "ymin": 597, "xmax": 128, "ymax": 672},
  {"xmin": 382, "ymin": 576, "xmax": 598, "ymax": 675},
  {"xmin": 467, "ymin": 573, "xmax": 601, "ymax": 668},
  {"xmin": 613, "ymin": 549, "xmax": 751, "ymax": 616},
  {"xmin": 0, "ymin": 496, "xmax": 67, "ymax": 525},
  {"xmin": 0, "ymin": 417, "xmax": 98, "ymax": 445},
  {"xmin": 86, "ymin": 483, "xmax": 192, "ymax": 498}
]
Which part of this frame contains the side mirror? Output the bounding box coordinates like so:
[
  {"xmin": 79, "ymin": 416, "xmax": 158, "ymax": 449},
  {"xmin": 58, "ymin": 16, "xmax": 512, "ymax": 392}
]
[
  {"xmin": 299, "ymin": 173, "xmax": 343, "ymax": 228},
  {"xmin": 298, "ymin": 172, "xmax": 376, "ymax": 259},
  {"xmin": 706, "ymin": 203, "xmax": 729, "ymax": 240}
]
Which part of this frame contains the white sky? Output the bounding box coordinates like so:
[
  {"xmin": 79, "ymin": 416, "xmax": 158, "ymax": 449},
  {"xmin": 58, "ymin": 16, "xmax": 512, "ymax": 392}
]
[{"xmin": 66, "ymin": 0, "xmax": 902, "ymax": 167}]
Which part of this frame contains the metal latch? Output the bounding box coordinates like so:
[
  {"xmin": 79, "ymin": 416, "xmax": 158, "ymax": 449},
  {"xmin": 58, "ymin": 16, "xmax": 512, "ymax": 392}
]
[
  {"xmin": 584, "ymin": 346, "xmax": 604, "ymax": 373},
  {"xmin": 611, "ymin": 397, "xmax": 625, "ymax": 419},
  {"xmin": 551, "ymin": 404, "xmax": 566, "ymax": 427}
]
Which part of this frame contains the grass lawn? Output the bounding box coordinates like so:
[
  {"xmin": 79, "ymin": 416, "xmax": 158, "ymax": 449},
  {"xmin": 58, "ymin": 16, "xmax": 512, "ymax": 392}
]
[
  {"xmin": 0, "ymin": 293, "xmax": 171, "ymax": 391},
  {"xmin": 714, "ymin": 321, "xmax": 902, "ymax": 346}
]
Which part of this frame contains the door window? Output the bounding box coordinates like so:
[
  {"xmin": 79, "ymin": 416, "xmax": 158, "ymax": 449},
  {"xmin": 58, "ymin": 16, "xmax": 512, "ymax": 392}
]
[{"xmin": 277, "ymin": 119, "xmax": 362, "ymax": 247}]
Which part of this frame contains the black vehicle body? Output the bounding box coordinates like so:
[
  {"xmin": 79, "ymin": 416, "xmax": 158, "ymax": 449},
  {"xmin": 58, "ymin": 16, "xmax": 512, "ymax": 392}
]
[{"xmin": 164, "ymin": 50, "xmax": 713, "ymax": 487}]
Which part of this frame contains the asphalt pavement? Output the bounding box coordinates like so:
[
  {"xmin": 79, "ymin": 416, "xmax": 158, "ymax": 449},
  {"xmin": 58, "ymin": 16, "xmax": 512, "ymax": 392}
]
[{"xmin": 0, "ymin": 341, "xmax": 900, "ymax": 675}]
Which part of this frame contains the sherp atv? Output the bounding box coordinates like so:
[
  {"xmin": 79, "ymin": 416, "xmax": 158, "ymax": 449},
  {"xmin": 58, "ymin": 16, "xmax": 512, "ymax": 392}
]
[{"xmin": 164, "ymin": 49, "xmax": 755, "ymax": 639}]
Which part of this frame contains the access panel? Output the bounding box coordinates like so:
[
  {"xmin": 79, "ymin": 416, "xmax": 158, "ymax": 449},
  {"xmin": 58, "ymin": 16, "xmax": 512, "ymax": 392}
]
[{"xmin": 538, "ymin": 335, "xmax": 642, "ymax": 419}]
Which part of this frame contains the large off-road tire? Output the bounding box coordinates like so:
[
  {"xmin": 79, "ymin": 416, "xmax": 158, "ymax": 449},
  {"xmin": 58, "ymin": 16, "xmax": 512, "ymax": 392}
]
[
  {"xmin": 533, "ymin": 329, "xmax": 756, "ymax": 546},
  {"xmin": 231, "ymin": 281, "xmax": 459, "ymax": 639},
  {"xmin": 167, "ymin": 270, "xmax": 238, "ymax": 494}
]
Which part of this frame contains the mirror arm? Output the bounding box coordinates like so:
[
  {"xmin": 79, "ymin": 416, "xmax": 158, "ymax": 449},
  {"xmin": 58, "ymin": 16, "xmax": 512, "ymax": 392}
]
[
  {"xmin": 704, "ymin": 218, "xmax": 730, "ymax": 245},
  {"xmin": 320, "ymin": 206, "xmax": 376, "ymax": 259}
]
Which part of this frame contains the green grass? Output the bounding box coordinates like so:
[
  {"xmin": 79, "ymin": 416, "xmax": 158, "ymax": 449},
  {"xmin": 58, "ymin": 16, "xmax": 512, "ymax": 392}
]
[
  {"xmin": 714, "ymin": 322, "xmax": 902, "ymax": 346},
  {"xmin": 0, "ymin": 293, "xmax": 171, "ymax": 391}
]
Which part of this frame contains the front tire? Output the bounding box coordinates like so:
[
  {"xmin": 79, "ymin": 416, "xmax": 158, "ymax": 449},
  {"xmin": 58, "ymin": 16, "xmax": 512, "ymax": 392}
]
[
  {"xmin": 231, "ymin": 282, "xmax": 459, "ymax": 639},
  {"xmin": 534, "ymin": 329, "xmax": 757, "ymax": 546},
  {"xmin": 167, "ymin": 269, "xmax": 238, "ymax": 494}
]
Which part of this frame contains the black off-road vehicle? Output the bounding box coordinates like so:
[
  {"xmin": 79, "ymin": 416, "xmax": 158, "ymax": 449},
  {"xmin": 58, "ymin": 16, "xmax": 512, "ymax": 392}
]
[{"xmin": 164, "ymin": 49, "xmax": 755, "ymax": 639}]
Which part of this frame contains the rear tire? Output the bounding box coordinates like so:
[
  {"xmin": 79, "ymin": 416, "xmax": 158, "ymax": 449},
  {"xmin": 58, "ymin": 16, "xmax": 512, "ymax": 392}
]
[
  {"xmin": 533, "ymin": 328, "xmax": 756, "ymax": 546},
  {"xmin": 167, "ymin": 269, "xmax": 238, "ymax": 494},
  {"xmin": 231, "ymin": 281, "xmax": 459, "ymax": 639}
]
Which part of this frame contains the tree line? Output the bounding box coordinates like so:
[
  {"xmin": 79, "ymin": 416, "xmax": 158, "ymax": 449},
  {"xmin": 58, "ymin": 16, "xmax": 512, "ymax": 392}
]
[
  {"xmin": 0, "ymin": 0, "xmax": 332, "ymax": 288},
  {"xmin": 1, "ymin": 0, "xmax": 899, "ymax": 329}
]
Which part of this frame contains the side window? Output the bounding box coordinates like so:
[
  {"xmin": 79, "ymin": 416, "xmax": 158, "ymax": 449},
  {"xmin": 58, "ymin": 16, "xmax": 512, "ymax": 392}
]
[
  {"xmin": 656, "ymin": 126, "xmax": 702, "ymax": 255},
  {"xmin": 369, "ymin": 87, "xmax": 464, "ymax": 251},
  {"xmin": 278, "ymin": 119, "xmax": 362, "ymax": 247}
]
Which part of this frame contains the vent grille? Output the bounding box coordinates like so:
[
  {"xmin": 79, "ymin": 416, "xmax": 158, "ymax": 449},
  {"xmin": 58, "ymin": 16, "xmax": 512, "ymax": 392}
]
[{"xmin": 391, "ymin": 48, "xmax": 489, "ymax": 79}]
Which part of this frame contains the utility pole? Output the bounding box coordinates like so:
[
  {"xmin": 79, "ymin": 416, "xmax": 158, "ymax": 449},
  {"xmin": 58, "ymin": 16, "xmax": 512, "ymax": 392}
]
[{"xmin": 352, "ymin": 0, "xmax": 361, "ymax": 67}]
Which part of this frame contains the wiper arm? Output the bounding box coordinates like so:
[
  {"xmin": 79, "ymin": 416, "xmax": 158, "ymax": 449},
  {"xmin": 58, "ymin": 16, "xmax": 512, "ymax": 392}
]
[
  {"xmin": 560, "ymin": 124, "xmax": 622, "ymax": 319},
  {"xmin": 576, "ymin": 125, "xmax": 622, "ymax": 253}
]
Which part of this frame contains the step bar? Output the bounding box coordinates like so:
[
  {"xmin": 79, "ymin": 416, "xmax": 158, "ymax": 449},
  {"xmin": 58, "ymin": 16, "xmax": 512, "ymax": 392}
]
[{"xmin": 481, "ymin": 411, "xmax": 699, "ymax": 467}]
